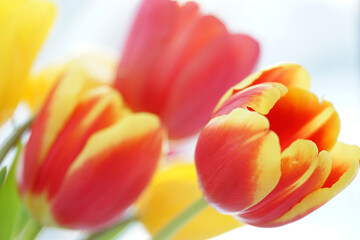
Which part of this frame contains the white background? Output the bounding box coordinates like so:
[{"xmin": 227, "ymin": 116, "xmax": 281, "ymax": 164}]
[{"xmin": 31, "ymin": 0, "xmax": 360, "ymax": 239}]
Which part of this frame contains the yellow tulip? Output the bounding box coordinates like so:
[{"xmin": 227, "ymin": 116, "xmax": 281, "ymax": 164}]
[
  {"xmin": 0, "ymin": 0, "xmax": 55, "ymax": 124},
  {"xmin": 23, "ymin": 53, "xmax": 116, "ymax": 112},
  {"xmin": 137, "ymin": 163, "xmax": 241, "ymax": 240}
]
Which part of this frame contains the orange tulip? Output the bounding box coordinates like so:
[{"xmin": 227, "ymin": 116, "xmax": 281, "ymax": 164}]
[
  {"xmin": 17, "ymin": 69, "xmax": 165, "ymax": 231},
  {"xmin": 195, "ymin": 64, "xmax": 360, "ymax": 227},
  {"xmin": 114, "ymin": 0, "xmax": 259, "ymax": 139}
]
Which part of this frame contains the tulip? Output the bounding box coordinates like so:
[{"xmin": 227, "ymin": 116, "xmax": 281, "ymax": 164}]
[
  {"xmin": 195, "ymin": 64, "xmax": 360, "ymax": 227},
  {"xmin": 0, "ymin": 0, "xmax": 55, "ymax": 125},
  {"xmin": 16, "ymin": 69, "xmax": 165, "ymax": 231},
  {"xmin": 114, "ymin": 0, "xmax": 259, "ymax": 139},
  {"xmin": 137, "ymin": 163, "xmax": 241, "ymax": 240},
  {"xmin": 23, "ymin": 53, "xmax": 116, "ymax": 112}
]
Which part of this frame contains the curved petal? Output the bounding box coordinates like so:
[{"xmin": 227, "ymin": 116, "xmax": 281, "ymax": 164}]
[
  {"xmin": 137, "ymin": 163, "xmax": 241, "ymax": 240},
  {"xmin": 195, "ymin": 108, "xmax": 281, "ymax": 213},
  {"xmin": 264, "ymin": 142, "xmax": 360, "ymax": 227},
  {"xmin": 213, "ymin": 82, "xmax": 287, "ymax": 117},
  {"xmin": 0, "ymin": 0, "xmax": 55, "ymax": 124},
  {"xmin": 162, "ymin": 32, "xmax": 259, "ymax": 139},
  {"xmin": 216, "ymin": 63, "xmax": 310, "ymax": 110},
  {"xmin": 115, "ymin": 0, "xmax": 200, "ymax": 113},
  {"xmin": 323, "ymin": 142, "xmax": 360, "ymax": 188},
  {"xmin": 20, "ymin": 57, "xmax": 117, "ymax": 195},
  {"xmin": 32, "ymin": 87, "xmax": 128, "ymax": 198},
  {"xmin": 266, "ymin": 87, "xmax": 340, "ymax": 152},
  {"xmin": 51, "ymin": 113, "xmax": 164, "ymax": 231},
  {"xmin": 19, "ymin": 73, "xmax": 90, "ymax": 196},
  {"xmin": 239, "ymin": 140, "xmax": 332, "ymax": 226}
]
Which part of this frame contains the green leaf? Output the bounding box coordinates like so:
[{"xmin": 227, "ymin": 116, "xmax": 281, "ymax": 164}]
[
  {"xmin": 15, "ymin": 216, "xmax": 41, "ymax": 240},
  {"xmin": 10, "ymin": 205, "xmax": 31, "ymax": 240},
  {"xmin": 0, "ymin": 145, "xmax": 23, "ymax": 240},
  {"xmin": 0, "ymin": 167, "xmax": 6, "ymax": 188}
]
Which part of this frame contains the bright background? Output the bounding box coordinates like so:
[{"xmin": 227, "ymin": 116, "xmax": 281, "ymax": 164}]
[{"xmin": 32, "ymin": 0, "xmax": 359, "ymax": 239}]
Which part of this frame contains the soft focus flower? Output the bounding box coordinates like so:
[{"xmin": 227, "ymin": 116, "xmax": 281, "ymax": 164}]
[
  {"xmin": 0, "ymin": 0, "xmax": 55, "ymax": 124},
  {"xmin": 16, "ymin": 69, "xmax": 165, "ymax": 231},
  {"xmin": 195, "ymin": 64, "xmax": 360, "ymax": 227},
  {"xmin": 137, "ymin": 163, "xmax": 241, "ymax": 240},
  {"xmin": 114, "ymin": 0, "xmax": 259, "ymax": 139},
  {"xmin": 22, "ymin": 53, "xmax": 116, "ymax": 112}
]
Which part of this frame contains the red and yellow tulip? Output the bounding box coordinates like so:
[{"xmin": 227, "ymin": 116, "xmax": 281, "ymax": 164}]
[
  {"xmin": 137, "ymin": 163, "xmax": 241, "ymax": 240},
  {"xmin": 195, "ymin": 64, "xmax": 360, "ymax": 227},
  {"xmin": 17, "ymin": 68, "xmax": 165, "ymax": 231},
  {"xmin": 114, "ymin": 0, "xmax": 259, "ymax": 139},
  {"xmin": 0, "ymin": 0, "xmax": 55, "ymax": 124}
]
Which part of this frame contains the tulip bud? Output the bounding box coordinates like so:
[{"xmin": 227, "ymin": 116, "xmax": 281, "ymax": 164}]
[
  {"xmin": 114, "ymin": 0, "xmax": 259, "ymax": 139},
  {"xmin": 195, "ymin": 64, "xmax": 360, "ymax": 227},
  {"xmin": 17, "ymin": 71, "xmax": 165, "ymax": 231}
]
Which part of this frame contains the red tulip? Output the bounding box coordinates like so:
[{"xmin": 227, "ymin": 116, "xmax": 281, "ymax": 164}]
[
  {"xmin": 195, "ymin": 64, "xmax": 360, "ymax": 227},
  {"xmin": 114, "ymin": 0, "xmax": 259, "ymax": 139},
  {"xmin": 17, "ymin": 70, "xmax": 165, "ymax": 231}
]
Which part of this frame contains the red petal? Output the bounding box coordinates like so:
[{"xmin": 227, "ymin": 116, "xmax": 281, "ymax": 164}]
[
  {"xmin": 213, "ymin": 82, "xmax": 287, "ymax": 117},
  {"xmin": 239, "ymin": 140, "xmax": 331, "ymax": 226},
  {"xmin": 51, "ymin": 114, "xmax": 164, "ymax": 231},
  {"xmin": 196, "ymin": 108, "xmax": 281, "ymax": 213},
  {"xmin": 32, "ymin": 88, "xmax": 125, "ymax": 198},
  {"xmin": 114, "ymin": 0, "xmax": 259, "ymax": 139}
]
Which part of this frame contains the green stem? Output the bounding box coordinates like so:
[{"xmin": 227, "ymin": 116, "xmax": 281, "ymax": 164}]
[
  {"xmin": 153, "ymin": 197, "xmax": 208, "ymax": 240},
  {"xmin": 16, "ymin": 218, "xmax": 42, "ymax": 240},
  {"xmin": 87, "ymin": 217, "xmax": 135, "ymax": 240},
  {"xmin": 0, "ymin": 118, "xmax": 33, "ymax": 165}
]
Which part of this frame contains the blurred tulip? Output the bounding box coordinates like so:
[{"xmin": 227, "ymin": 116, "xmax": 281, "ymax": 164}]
[
  {"xmin": 17, "ymin": 70, "xmax": 165, "ymax": 231},
  {"xmin": 114, "ymin": 0, "xmax": 259, "ymax": 139},
  {"xmin": 195, "ymin": 64, "xmax": 360, "ymax": 227},
  {"xmin": 23, "ymin": 53, "xmax": 116, "ymax": 112},
  {"xmin": 0, "ymin": 0, "xmax": 55, "ymax": 124},
  {"xmin": 137, "ymin": 163, "xmax": 241, "ymax": 240}
]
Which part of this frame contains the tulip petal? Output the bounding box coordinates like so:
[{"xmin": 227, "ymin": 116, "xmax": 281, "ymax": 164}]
[
  {"xmin": 0, "ymin": 0, "xmax": 55, "ymax": 124},
  {"xmin": 213, "ymin": 82, "xmax": 287, "ymax": 117},
  {"xmin": 239, "ymin": 140, "xmax": 332, "ymax": 226},
  {"xmin": 23, "ymin": 53, "xmax": 116, "ymax": 112},
  {"xmin": 32, "ymin": 87, "xmax": 127, "ymax": 198},
  {"xmin": 217, "ymin": 63, "xmax": 310, "ymax": 111},
  {"xmin": 264, "ymin": 142, "xmax": 360, "ymax": 227},
  {"xmin": 162, "ymin": 32, "xmax": 259, "ymax": 138},
  {"xmin": 116, "ymin": 0, "xmax": 198, "ymax": 112},
  {"xmin": 196, "ymin": 108, "xmax": 281, "ymax": 213},
  {"xmin": 138, "ymin": 163, "xmax": 241, "ymax": 240},
  {"xmin": 19, "ymin": 74, "xmax": 88, "ymax": 195},
  {"xmin": 141, "ymin": 14, "xmax": 229, "ymax": 114},
  {"xmin": 266, "ymin": 87, "xmax": 340, "ymax": 152},
  {"xmin": 115, "ymin": 0, "xmax": 259, "ymax": 139},
  {"xmin": 23, "ymin": 65, "xmax": 62, "ymax": 112},
  {"xmin": 323, "ymin": 142, "xmax": 360, "ymax": 188},
  {"xmin": 50, "ymin": 113, "xmax": 164, "ymax": 231}
]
